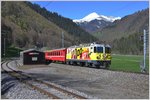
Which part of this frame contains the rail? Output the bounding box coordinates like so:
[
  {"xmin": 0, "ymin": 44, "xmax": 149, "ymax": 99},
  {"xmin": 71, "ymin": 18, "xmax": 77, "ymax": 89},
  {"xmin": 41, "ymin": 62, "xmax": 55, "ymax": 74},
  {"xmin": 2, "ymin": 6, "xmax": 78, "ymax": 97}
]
[{"xmin": 1, "ymin": 61, "xmax": 87, "ymax": 99}]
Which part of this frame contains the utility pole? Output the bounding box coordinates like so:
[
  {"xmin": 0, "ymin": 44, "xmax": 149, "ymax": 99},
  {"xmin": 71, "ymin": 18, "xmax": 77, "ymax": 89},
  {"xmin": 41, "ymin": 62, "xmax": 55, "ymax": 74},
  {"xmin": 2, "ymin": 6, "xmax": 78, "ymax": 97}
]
[
  {"xmin": 141, "ymin": 29, "xmax": 148, "ymax": 73},
  {"xmin": 4, "ymin": 38, "xmax": 6, "ymax": 57},
  {"xmin": 62, "ymin": 31, "xmax": 64, "ymax": 48},
  {"xmin": 143, "ymin": 29, "xmax": 146, "ymax": 72}
]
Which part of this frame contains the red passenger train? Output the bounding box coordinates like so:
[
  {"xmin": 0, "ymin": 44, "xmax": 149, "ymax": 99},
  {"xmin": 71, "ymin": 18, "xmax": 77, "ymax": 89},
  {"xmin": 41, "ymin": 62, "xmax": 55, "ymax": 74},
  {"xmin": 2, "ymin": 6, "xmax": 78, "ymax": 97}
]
[{"xmin": 45, "ymin": 48, "xmax": 67, "ymax": 64}]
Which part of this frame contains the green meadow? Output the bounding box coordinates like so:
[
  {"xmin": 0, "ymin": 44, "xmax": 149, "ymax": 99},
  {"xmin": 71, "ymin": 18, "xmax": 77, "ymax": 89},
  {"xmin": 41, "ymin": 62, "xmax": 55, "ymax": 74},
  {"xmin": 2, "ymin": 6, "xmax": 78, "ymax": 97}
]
[{"xmin": 110, "ymin": 54, "xmax": 149, "ymax": 73}]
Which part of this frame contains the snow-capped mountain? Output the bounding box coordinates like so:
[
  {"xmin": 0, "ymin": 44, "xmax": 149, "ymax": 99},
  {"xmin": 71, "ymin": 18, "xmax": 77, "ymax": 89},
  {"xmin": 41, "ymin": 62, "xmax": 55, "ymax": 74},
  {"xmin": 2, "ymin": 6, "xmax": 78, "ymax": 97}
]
[
  {"xmin": 73, "ymin": 12, "xmax": 121, "ymax": 23},
  {"xmin": 73, "ymin": 12, "xmax": 121, "ymax": 33}
]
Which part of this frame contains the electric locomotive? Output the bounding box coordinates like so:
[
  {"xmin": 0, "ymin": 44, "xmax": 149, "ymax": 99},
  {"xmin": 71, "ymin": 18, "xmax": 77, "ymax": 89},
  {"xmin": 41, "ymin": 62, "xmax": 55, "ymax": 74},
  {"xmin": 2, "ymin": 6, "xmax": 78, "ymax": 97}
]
[{"xmin": 66, "ymin": 42, "xmax": 111, "ymax": 69}]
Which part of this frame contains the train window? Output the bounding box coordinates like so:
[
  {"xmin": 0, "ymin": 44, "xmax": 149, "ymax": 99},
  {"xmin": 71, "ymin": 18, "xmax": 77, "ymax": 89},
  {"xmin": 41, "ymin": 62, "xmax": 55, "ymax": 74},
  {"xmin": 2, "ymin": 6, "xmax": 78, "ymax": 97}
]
[
  {"xmin": 97, "ymin": 47, "xmax": 103, "ymax": 53},
  {"xmin": 94, "ymin": 47, "xmax": 96, "ymax": 53},
  {"xmin": 94, "ymin": 47, "xmax": 103, "ymax": 53},
  {"xmin": 105, "ymin": 47, "xmax": 111, "ymax": 53}
]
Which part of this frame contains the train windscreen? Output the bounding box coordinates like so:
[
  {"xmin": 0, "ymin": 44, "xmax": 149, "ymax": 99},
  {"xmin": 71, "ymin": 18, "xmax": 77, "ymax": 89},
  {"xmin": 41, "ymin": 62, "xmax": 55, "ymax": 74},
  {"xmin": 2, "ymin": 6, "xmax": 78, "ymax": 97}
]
[{"xmin": 94, "ymin": 47, "xmax": 103, "ymax": 53}]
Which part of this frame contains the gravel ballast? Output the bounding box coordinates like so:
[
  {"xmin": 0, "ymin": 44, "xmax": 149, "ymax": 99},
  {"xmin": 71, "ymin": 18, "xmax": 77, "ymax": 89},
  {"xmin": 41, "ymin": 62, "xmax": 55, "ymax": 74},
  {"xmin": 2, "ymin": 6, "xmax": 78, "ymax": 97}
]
[
  {"xmin": 2, "ymin": 61, "xmax": 149, "ymax": 99},
  {"xmin": 1, "ymin": 61, "xmax": 92, "ymax": 99}
]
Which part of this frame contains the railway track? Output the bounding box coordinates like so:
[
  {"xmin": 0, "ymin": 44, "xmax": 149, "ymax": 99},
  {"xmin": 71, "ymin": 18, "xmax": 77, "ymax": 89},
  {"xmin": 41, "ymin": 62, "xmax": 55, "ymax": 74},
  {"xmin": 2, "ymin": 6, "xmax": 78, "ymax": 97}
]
[{"xmin": 1, "ymin": 60, "xmax": 87, "ymax": 99}]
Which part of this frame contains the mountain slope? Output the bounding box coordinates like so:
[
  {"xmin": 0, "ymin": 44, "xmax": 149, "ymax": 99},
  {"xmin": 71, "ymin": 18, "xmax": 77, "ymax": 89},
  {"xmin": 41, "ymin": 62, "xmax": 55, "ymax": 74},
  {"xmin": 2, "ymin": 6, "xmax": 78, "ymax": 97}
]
[
  {"xmin": 26, "ymin": 2, "xmax": 97, "ymax": 43},
  {"xmin": 75, "ymin": 19, "xmax": 113, "ymax": 33},
  {"xmin": 2, "ymin": 1, "xmax": 75, "ymax": 49},
  {"xmin": 73, "ymin": 12, "xmax": 121, "ymax": 33},
  {"xmin": 95, "ymin": 8, "xmax": 149, "ymax": 42},
  {"xmin": 1, "ymin": 1, "xmax": 97, "ymax": 53},
  {"xmin": 94, "ymin": 8, "xmax": 149, "ymax": 54}
]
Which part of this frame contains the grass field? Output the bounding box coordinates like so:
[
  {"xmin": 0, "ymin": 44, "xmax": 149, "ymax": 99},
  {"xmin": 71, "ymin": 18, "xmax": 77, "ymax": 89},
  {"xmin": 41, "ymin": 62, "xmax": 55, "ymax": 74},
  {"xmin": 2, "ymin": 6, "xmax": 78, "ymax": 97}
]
[{"xmin": 110, "ymin": 54, "xmax": 149, "ymax": 73}]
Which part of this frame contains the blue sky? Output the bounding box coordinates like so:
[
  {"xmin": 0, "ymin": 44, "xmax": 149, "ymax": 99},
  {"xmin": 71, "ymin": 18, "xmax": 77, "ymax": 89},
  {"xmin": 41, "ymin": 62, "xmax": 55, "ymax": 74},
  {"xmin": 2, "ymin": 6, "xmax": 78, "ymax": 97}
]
[{"xmin": 31, "ymin": 1, "xmax": 149, "ymax": 20}]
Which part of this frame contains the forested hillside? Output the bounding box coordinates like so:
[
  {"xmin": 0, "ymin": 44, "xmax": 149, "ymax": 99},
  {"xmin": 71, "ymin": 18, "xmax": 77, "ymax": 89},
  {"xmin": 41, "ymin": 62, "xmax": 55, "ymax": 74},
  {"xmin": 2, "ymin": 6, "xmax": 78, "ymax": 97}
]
[
  {"xmin": 1, "ymin": 1, "xmax": 97, "ymax": 57},
  {"xmin": 94, "ymin": 8, "xmax": 149, "ymax": 54},
  {"xmin": 25, "ymin": 2, "xmax": 96, "ymax": 43},
  {"xmin": 1, "ymin": 1, "xmax": 71, "ymax": 48},
  {"xmin": 95, "ymin": 8, "xmax": 149, "ymax": 42}
]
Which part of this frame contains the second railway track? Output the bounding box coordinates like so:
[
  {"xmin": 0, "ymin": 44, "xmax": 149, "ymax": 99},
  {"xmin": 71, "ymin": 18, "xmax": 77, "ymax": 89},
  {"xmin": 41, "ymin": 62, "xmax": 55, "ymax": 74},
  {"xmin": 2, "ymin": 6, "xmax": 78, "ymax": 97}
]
[{"xmin": 1, "ymin": 60, "xmax": 87, "ymax": 99}]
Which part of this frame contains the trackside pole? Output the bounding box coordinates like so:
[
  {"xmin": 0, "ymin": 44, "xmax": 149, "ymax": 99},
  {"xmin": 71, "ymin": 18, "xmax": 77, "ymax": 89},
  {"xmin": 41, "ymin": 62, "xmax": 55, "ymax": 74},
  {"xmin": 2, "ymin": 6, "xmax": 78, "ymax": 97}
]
[
  {"xmin": 4, "ymin": 38, "xmax": 6, "ymax": 57},
  {"xmin": 142, "ymin": 29, "xmax": 146, "ymax": 73},
  {"xmin": 62, "ymin": 31, "xmax": 64, "ymax": 48}
]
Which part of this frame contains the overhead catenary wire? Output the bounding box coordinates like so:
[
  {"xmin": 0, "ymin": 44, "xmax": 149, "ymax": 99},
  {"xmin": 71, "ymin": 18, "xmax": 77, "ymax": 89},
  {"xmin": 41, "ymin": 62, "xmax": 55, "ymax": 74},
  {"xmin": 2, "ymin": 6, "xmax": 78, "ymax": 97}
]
[{"xmin": 44, "ymin": 1, "xmax": 53, "ymax": 8}]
